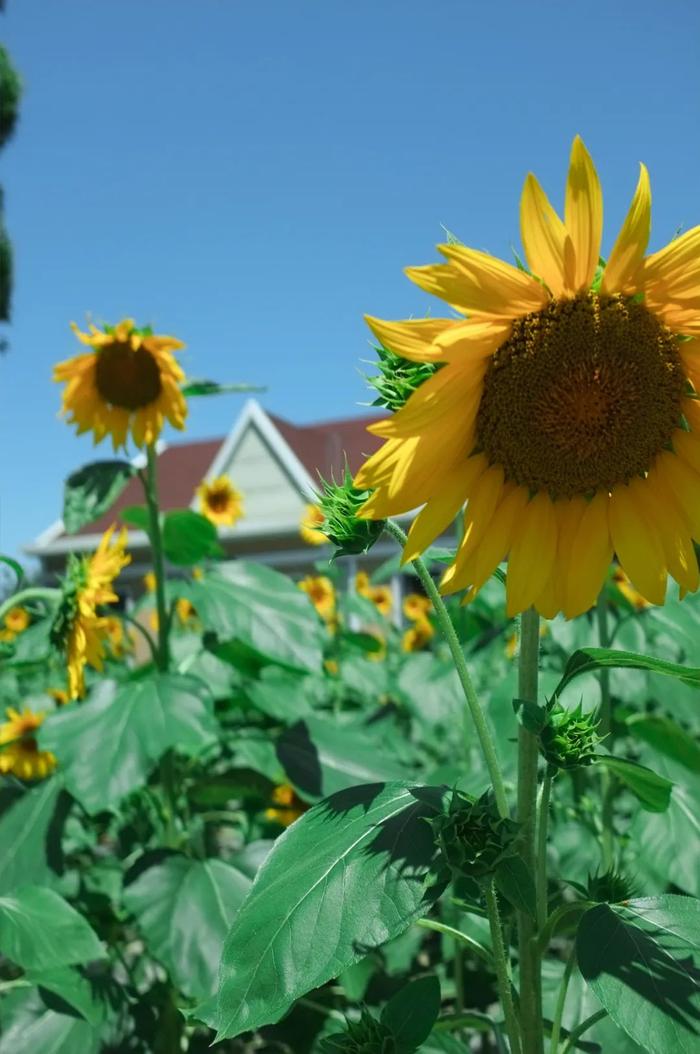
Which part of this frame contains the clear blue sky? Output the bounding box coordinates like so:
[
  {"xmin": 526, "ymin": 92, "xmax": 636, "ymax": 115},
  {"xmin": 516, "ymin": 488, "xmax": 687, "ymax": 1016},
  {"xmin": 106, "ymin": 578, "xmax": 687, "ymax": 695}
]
[{"xmin": 1, "ymin": 0, "xmax": 699, "ymax": 562}]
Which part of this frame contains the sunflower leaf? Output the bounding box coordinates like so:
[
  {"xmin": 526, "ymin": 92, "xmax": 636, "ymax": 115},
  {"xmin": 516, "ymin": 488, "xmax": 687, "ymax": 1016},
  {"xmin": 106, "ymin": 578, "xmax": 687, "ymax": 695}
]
[
  {"xmin": 162, "ymin": 509, "xmax": 223, "ymax": 566},
  {"xmin": 62, "ymin": 461, "xmax": 136, "ymax": 534},
  {"xmin": 552, "ymin": 647, "xmax": 700, "ymax": 701},
  {"xmin": 0, "ymin": 885, "xmax": 104, "ymax": 970},
  {"xmin": 180, "ymin": 379, "xmax": 266, "ymax": 397}
]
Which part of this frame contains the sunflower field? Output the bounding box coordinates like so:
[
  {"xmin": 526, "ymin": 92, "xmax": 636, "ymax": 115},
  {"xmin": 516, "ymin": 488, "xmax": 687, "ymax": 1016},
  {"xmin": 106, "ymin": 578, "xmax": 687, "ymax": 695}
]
[{"xmin": 1, "ymin": 139, "xmax": 700, "ymax": 1054}]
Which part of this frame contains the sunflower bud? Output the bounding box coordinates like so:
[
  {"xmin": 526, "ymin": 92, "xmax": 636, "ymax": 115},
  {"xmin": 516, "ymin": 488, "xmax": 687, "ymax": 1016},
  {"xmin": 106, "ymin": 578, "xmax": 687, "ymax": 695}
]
[
  {"xmin": 320, "ymin": 1009, "xmax": 396, "ymax": 1054},
  {"xmin": 584, "ymin": 866, "xmax": 636, "ymax": 905},
  {"xmin": 49, "ymin": 554, "xmax": 86, "ymax": 651},
  {"xmin": 539, "ymin": 703, "xmax": 601, "ymax": 771},
  {"xmin": 432, "ymin": 789, "xmax": 521, "ymax": 882},
  {"xmin": 317, "ymin": 467, "xmax": 385, "ymax": 557},
  {"xmin": 367, "ymin": 344, "xmax": 441, "ymax": 413}
]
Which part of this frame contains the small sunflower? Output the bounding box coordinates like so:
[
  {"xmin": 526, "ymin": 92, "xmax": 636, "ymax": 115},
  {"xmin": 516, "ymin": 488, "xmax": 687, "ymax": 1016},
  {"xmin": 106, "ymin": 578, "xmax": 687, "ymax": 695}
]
[
  {"xmin": 4, "ymin": 606, "xmax": 29, "ymax": 634},
  {"xmin": 197, "ymin": 475, "xmax": 244, "ymax": 527},
  {"xmin": 403, "ymin": 593, "xmax": 432, "ymax": 621},
  {"xmin": 0, "ymin": 628, "xmax": 15, "ymax": 644},
  {"xmin": 401, "ymin": 617, "xmax": 435, "ymax": 652},
  {"xmin": 48, "ymin": 687, "xmax": 69, "ymax": 706},
  {"xmin": 612, "ymin": 567, "xmax": 650, "ymax": 611},
  {"xmin": 175, "ymin": 597, "xmax": 198, "ymax": 626},
  {"xmin": 103, "ymin": 615, "xmax": 127, "ymax": 657},
  {"xmin": 52, "ymin": 525, "xmax": 131, "ymax": 698},
  {"xmin": 299, "ymin": 503, "xmax": 328, "ymax": 546},
  {"xmin": 265, "ymin": 784, "xmax": 307, "ymax": 827},
  {"xmin": 54, "ymin": 318, "xmax": 187, "ymax": 449},
  {"xmin": 355, "ymin": 571, "xmax": 393, "ymax": 617},
  {"xmin": 298, "ymin": 575, "xmax": 336, "ymax": 621},
  {"xmin": 0, "ymin": 708, "xmax": 56, "ymax": 780},
  {"xmin": 357, "ymin": 137, "xmax": 700, "ymax": 618},
  {"xmin": 143, "ymin": 570, "xmax": 157, "ymax": 593}
]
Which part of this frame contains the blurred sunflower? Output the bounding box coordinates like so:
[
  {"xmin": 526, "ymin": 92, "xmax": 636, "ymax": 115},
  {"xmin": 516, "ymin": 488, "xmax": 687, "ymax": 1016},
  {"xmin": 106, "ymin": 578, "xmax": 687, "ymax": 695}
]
[
  {"xmin": 403, "ymin": 593, "xmax": 432, "ymax": 621},
  {"xmin": 143, "ymin": 570, "xmax": 157, "ymax": 593},
  {"xmin": 0, "ymin": 708, "xmax": 55, "ymax": 780},
  {"xmin": 197, "ymin": 475, "xmax": 244, "ymax": 527},
  {"xmin": 402, "ymin": 618, "xmax": 435, "ymax": 652},
  {"xmin": 357, "ymin": 137, "xmax": 700, "ymax": 618},
  {"xmin": 299, "ymin": 503, "xmax": 328, "ymax": 546},
  {"xmin": 355, "ymin": 571, "xmax": 393, "ymax": 617},
  {"xmin": 175, "ymin": 597, "xmax": 198, "ymax": 626},
  {"xmin": 54, "ymin": 318, "xmax": 187, "ymax": 449},
  {"xmin": 265, "ymin": 784, "xmax": 307, "ymax": 827},
  {"xmin": 52, "ymin": 526, "xmax": 131, "ymax": 698},
  {"xmin": 103, "ymin": 615, "xmax": 127, "ymax": 657},
  {"xmin": 4, "ymin": 606, "xmax": 29, "ymax": 634},
  {"xmin": 612, "ymin": 567, "xmax": 650, "ymax": 611},
  {"xmin": 298, "ymin": 575, "xmax": 336, "ymax": 621}
]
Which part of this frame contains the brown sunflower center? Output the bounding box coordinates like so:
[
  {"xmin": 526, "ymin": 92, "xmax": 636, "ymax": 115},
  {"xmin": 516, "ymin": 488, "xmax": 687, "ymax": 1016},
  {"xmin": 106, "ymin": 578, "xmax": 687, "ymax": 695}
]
[
  {"xmin": 475, "ymin": 293, "xmax": 685, "ymax": 498},
  {"xmin": 95, "ymin": 341, "xmax": 162, "ymax": 410},
  {"xmin": 207, "ymin": 488, "xmax": 232, "ymax": 513}
]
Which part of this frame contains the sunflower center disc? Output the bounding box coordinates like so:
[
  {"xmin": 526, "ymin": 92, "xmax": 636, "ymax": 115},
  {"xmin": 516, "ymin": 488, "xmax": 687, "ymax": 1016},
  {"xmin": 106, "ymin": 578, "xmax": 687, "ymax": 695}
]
[
  {"xmin": 95, "ymin": 341, "xmax": 162, "ymax": 410},
  {"xmin": 475, "ymin": 293, "xmax": 685, "ymax": 498},
  {"xmin": 207, "ymin": 489, "xmax": 231, "ymax": 513}
]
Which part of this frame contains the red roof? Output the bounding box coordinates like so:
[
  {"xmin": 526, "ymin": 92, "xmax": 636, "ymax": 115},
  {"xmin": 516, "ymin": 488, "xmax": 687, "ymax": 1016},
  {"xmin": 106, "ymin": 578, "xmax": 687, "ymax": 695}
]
[{"xmin": 68, "ymin": 409, "xmax": 385, "ymax": 538}]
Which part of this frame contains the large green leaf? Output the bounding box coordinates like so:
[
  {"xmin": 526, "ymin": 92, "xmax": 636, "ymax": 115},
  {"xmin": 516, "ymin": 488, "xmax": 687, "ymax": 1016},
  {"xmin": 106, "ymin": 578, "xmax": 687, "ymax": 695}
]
[
  {"xmin": 0, "ymin": 886, "xmax": 104, "ymax": 970},
  {"xmin": 630, "ymin": 755, "xmax": 700, "ymax": 897},
  {"xmin": 210, "ymin": 782, "xmax": 447, "ymax": 1040},
  {"xmin": 0, "ymin": 779, "xmax": 64, "ymax": 894},
  {"xmin": 596, "ymin": 756, "xmax": 673, "ymax": 812},
  {"xmin": 553, "ymin": 647, "xmax": 700, "ymax": 700},
  {"xmin": 276, "ymin": 715, "xmax": 411, "ymax": 798},
  {"xmin": 162, "ymin": 509, "xmax": 223, "ymax": 566},
  {"xmin": 577, "ymin": 895, "xmax": 700, "ymax": 1054},
  {"xmin": 0, "ymin": 988, "xmax": 100, "ymax": 1054},
  {"xmin": 39, "ymin": 675, "xmax": 217, "ymax": 814},
  {"xmin": 191, "ymin": 562, "xmax": 324, "ymax": 673},
  {"xmin": 380, "ymin": 975, "xmax": 441, "ymax": 1051},
  {"xmin": 625, "ymin": 715, "xmax": 700, "ymax": 774},
  {"xmin": 25, "ymin": 967, "xmax": 108, "ymax": 1028},
  {"xmin": 243, "ymin": 667, "xmax": 318, "ymax": 722},
  {"xmin": 63, "ymin": 460, "xmax": 135, "ymax": 534},
  {"xmin": 123, "ymin": 852, "xmax": 251, "ymax": 998}
]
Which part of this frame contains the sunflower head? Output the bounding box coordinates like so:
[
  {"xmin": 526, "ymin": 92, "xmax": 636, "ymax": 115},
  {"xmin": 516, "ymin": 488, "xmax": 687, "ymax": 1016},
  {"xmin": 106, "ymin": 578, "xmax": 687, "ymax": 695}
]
[
  {"xmin": 299, "ymin": 503, "xmax": 328, "ymax": 546},
  {"xmin": 264, "ymin": 784, "xmax": 307, "ymax": 827},
  {"xmin": 298, "ymin": 575, "xmax": 336, "ymax": 621},
  {"xmin": 356, "ymin": 137, "xmax": 700, "ymax": 619},
  {"xmin": 585, "ymin": 866, "xmax": 637, "ymax": 905},
  {"xmin": 175, "ymin": 597, "xmax": 198, "ymax": 626},
  {"xmin": 143, "ymin": 570, "xmax": 157, "ymax": 593},
  {"xmin": 53, "ymin": 318, "xmax": 187, "ymax": 449},
  {"xmin": 0, "ymin": 707, "xmax": 56, "ymax": 781},
  {"xmin": 318, "ymin": 468, "xmax": 385, "ymax": 557},
  {"xmin": 355, "ymin": 571, "xmax": 393, "ymax": 617},
  {"xmin": 197, "ymin": 475, "xmax": 244, "ymax": 527},
  {"xmin": 4, "ymin": 606, "xmax": 29, "ymax": 634},
  {"xmin": 401, "ymin": 617, "xmax": 434, "ymax": 652},
  {"xmin": 402, "ymin": 593, "xmax": 431, "ymax": 621},
  {"xmin": 539, "ymin": 703, "xmax": 601, "ymax": 771},
  {"xmin": 320, "ymin": 1009, "xmax": 396, "ymax": 1054},
  {"xmin": 432, "ymin": 789, "xmax": 521, "ymax": 882}
]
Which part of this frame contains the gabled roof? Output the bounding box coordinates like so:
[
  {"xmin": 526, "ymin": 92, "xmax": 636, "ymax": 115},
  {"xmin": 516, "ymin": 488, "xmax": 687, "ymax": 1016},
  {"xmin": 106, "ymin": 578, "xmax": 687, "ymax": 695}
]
[{"xmin": 27, "ymin": 401, "xmax": 386, "ymax": 556}]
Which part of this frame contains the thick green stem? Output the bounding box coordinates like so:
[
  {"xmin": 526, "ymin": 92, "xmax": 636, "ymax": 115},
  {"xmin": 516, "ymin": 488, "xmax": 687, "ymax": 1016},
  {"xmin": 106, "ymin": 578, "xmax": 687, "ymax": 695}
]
[
  {"xmin": 142, "ymin": 446, "xmax": 169, "ymax": 672},
  {"xmin": 549, "ymin": 950, "xmax": 576, "ymax": 1053},
  {"xmin": 595, "ymin": 590, "xmax": 614, "ymax": 869},
  {"xmin": 0, "ymin": 587, "xmax": 60, "ymax": 625},
  {"xmin": 536, "ymin": 772, "xmax": 552, "ymax": 930},
  {"xmin": 384, "ymin": 520, "xmax": 509, "ymax": 818},
  {"xmin": 485, "ymin": 880, "xmax": 522, "ymax": 1054},
  {"xmin": 517, "ymin": 607, "xmax": 544, "ymax": 1054}
]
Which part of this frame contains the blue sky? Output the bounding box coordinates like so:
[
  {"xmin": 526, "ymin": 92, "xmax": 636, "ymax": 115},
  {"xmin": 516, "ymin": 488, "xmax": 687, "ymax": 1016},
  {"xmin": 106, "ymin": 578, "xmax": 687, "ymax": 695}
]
[{"xmin": 1, "ymin": 0, "xmax": 699, "ymax": 561}]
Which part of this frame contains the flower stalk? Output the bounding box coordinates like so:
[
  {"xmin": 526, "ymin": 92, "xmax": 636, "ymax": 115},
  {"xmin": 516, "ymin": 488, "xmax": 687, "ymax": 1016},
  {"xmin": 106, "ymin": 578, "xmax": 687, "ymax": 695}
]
[
  {"xmin": 141, "ymin": 444, "xmax": 169, "ymax": 672},
  {"xmin": 485, "ymin": 879, "xmax": 522, "ymax": 1054}
]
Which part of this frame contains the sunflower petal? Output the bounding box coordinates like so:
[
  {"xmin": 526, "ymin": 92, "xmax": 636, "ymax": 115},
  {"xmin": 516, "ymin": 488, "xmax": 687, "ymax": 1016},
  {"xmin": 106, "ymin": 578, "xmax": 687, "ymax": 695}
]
[
  {"xmin": 364, "ymin": 316, "xmax": 460, "ymax": 363},
  {"xmin": 565, "ymin": 136, "xmax": 603, "ymax": 291},
  {"xmin": 601, "ymin": 163, "xmax": 651, "ymax": 294},
  {"xmin": 437, "ymin": 243, "xmax": 549, "ymax": 318},
  {"xmin": 608, "ymin": 482, "xmax": 667, "ymax": 605},
  {"xmin": 520, "ymin": 172, "xmax": 573, "ymax": 296},
  {"xmin": 506, "ymin": 493, "xmax": 558, "ymax": 616},
  {"xmin": 368, "ymin": 361, "xmax": 485, "ymax": 438},
  {"xmin": 402, "ymin": 458, "xmax": 485, "ymax": 564},
  {"xmin": 564, "ymin": 493, "xmax": 612, "ymax": 619}
]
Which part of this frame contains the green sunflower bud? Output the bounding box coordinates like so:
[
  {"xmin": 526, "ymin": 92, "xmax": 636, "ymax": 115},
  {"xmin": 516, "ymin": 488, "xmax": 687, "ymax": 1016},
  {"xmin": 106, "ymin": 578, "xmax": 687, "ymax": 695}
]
[
  {"xmin": 366, "ymin": 344, "xmax": 441, "ymax": 413},
  {"xmin": 317, "ymin": 466, "xmax": 385, "ymax": 558},
  {"xmin": 539, "ymin": 703, "xmax": 601, "ymax": 771},
  {"xmin": 49, "ymin": 554, "xmax": 87, "ymax": 650},
  {"xmin": 320, "ymin": 1009, "xmax": 396, "ymax": 1054},
  {"xmin": 585, "ymin": 866, "xmax": 636, "ymax": 905},
  {"xmin": 431, "ymin": 789, "xmax": 521, "ymax": 882}
]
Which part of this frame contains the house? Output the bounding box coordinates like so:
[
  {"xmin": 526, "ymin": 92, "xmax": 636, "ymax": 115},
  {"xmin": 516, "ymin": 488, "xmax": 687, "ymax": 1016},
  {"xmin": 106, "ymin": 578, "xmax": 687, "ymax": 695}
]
[{"xmin": 26, "ymin": 400, "xmax": 418, "ymax": 602}]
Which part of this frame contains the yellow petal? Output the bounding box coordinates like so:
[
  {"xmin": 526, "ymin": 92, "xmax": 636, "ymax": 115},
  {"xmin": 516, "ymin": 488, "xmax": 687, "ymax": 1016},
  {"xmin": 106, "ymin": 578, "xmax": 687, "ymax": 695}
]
[
  {"xmin": 635, "ymin": 471, "xmax": 699, "ymax": 594},
  {"xmin": 438, "ymin": 243, "xmax": 549, "ymax": 318},
  {"xmin": 601, "ymin": 163, "xmax": 651, "ymax": 294},
  {"xmin": 368, "ymin": 360, "xmax": 485, "ymax": 438},
  {"xmin": 433, "ymin": 320, "xmax": 512, "ymax": 361},
  {"xmin": 564, "ymin": 493, "xmax": 612, "ymax": 618},
  {"xmin": 564, "ymin": 136, "xmax": 603, "ymax": 291},
  {"xmin": 402, "ymin": 458, "xmax": 485, "ymax": 563},
  {"xmin": 608, "ymin": 481, "xmax": 667, "ymax": 605},
  {"xmin": 520, "ymin": 172, "xmax": 573, "ymax": 296},
  {"xmin": 465, "ymin": 485, "xmax": 530, "ymax": 593},
  {"xmin": 364, "ymin": 316, "xmax": 460, "ymax": 363},
  {"xmin": 658, "ymin": 450, "xmax": 700, "ymax": 537},
  {"xmin": 642, "ymin": 225, "xmax": 700, "ymax": 298},
  {"xmin": 506, "ymin": 493, "xmax": 558, "ymax": 616},
  {"xmin": 440, "ymin": 468, "xmax": 508, "ymax": 594}
]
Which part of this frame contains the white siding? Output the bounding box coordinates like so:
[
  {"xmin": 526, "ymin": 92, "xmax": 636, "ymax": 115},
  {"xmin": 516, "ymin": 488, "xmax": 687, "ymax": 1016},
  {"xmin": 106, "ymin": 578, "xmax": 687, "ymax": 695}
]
[{"xmin": 218, "ymin": 423, "xmax": 308, "ymax": 525}]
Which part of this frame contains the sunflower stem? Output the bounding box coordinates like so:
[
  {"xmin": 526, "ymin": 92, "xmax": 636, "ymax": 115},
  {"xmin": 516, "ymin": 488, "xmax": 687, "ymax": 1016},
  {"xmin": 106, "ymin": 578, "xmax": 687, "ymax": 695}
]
[
  {"xmin": 595, "ymin": 589, "xmax": 614, "ymax": 869},
  {"xmin": 383, "ymin": 520, "xmax": 509, "ymax": 819},
  {"xmin": 0, "ymin": 587, "xmax": 60, "ymax": 626},
  {"xmin": 517, "ymin": 607, "xmax": 544, "ymax": 1054},
  {"xmin": 536, "ymin": 771, "xmax": 553, "ymax": 930},
  {"xmin": 484, "ymin": 879, "xmax": 522, "ymax": 1054},
  {"xmin": 549, "ymin": 948, "xmax": 576, "ymax": 1054},
  {"xmin": 142, "ymin": 445, "xmax": 169, "ymax": 672},
  {"xmin": 119, "ymin": 610, "xmax": 159, "ymax": 665}
]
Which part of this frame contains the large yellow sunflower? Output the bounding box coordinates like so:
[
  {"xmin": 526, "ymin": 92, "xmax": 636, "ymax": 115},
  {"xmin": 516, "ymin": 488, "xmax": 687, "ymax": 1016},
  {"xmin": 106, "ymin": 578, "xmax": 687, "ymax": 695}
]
[
  {"xmin": 0, "ymin": 708, "xmax": 56, "ymax": 780},
  {"xmin": 57, "ymin": 526, "xmax": 131, "ymax": 698},
  {"xmin": 356, "ymin": 137, "xmax": 700, "ymax": 619},
  {"xmin": 197, "ymin": 475, "xmax": 244, "ymax": 527},
  {"xmin": 54, "ymin": 318, "xmax": 187, "ymax": 449}
]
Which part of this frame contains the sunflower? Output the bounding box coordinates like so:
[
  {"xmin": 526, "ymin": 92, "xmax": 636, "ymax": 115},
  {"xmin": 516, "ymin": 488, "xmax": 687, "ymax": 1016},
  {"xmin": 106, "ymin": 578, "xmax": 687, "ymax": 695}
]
[
  {"xmin": 53, "ymin": 318, "xmax": 187, "ymax": 449},
  {"xmin": 0, "ymin": 708, "xmax": 56, "ymax": 780},
  {"xmin": 612, "ymin": 567, "xmax": 650, "ymax": 611},
  {"xmin": 298, "ymin": 575, "xmax": 336, "ymax": 621},
  {"xmin": 401, "ymin": 617, "xmax": 435, "ymax": 652},
  {"xmin": 356, "ymin": 137, "xmax": 700, "ymax": 618},
  {"xmin": 355, "ymin": 571, "xmax": 393, "ymax": 617},
  {"xmin": 103, "ymin": 615, "xmax": 127, "ymax": 657},
  {"xmin": 4, "ymin": 606, "xmax": 29, "ymax": 634},
  {"xmin": 143, "ymin": 571, "xmax": 157, "ymax": 593},
  {"xmin": 299, "ymin": 503, "xmax": 328, "ymax": 546},
  {"xmin": 175, "ymin": 597, "xmax": 198, "ymax": 626},
  {"xmin": 54, "ymin": 526, "xmax": 131, "ymax": 698},
  {"xmin": 0, "ymin": 628, "xmax": 15, "ymax": 644},
  {"xmin": 265, "ymin": 784, "xmax": 307, "ymax": 827},
  {"xmin": 403, "ymin": 593, "xmax": 432, "ymax": 621},
  {"xmin": 197, "ymin": 475, "xmax": 244, "ymax": 527}
]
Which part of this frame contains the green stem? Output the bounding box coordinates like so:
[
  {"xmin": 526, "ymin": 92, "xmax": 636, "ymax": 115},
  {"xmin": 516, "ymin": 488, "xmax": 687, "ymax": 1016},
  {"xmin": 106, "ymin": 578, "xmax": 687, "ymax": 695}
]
[
  {"xmin": 536, "ymin": 771, "xmax": 552, "ymax": 930},
  {"xmin": 559, "ymin": 1009, "xmax": 607, "ymax": 1054},
  {"xmin": 141, "ymin": 446, "xmax": 169, "ymax": 672},
  {"xmin": 384, "ymin": 520, "xmax": 509, "ymax": 818},
  {"xmin": 595, "ymin": 590, "xmax": 614, "ymax": 869},
  {"xmin": 0, "ymin": 587, "xmax": 60, "ymax": 625},
  {"xmin": 416, "ymin": 917, "xmax": 494, "ymax": 967},
  {"xmin": 536, "ymin": 900, "xmax": 592, "ymax": 957},
  {"xmin": 549, "ymin": 951, "xmax": 576, "ymax": 1053},
  {"xmin": 119, "ymin": 610, "xmax": 159, "ymax": 664},
  {"xmin": 517, "ymin": 607, "xmax": 544, "ymax": 1054},
  {"xmin": 485, "ymin": 880, "xmax": 522, "ymax": 1054}
]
